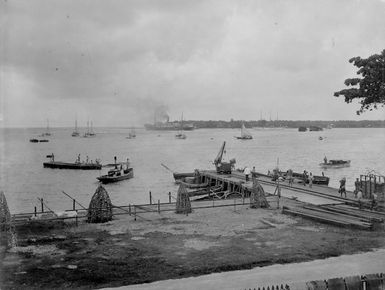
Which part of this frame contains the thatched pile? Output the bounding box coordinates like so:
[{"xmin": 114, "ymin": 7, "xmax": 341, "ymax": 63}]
[
  {"xmin": 0, "ymin": 191, "xmax": 11, "ymax": 231},
  {"xmin": 175, "ymin": 184, "xmax": 192, "ymax": 214},
  {"xmin": 250, "ymin": 177, "xmax": 270, "ymax": 208},
  {"xmin": 87, "ymin": 185, "xmax": 113, "ymax": 223}
]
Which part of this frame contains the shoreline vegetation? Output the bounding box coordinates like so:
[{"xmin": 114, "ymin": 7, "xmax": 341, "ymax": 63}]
[{"xmin": 2, "ymin": 119, "xmax": 385, "ymax": 129}]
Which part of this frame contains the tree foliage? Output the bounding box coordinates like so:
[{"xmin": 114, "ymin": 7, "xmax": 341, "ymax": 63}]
[{"xmin": 334, "ymin": 49, "xmax": 385, "ymax": 114}]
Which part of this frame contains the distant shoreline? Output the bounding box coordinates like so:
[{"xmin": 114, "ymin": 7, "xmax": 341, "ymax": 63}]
[{"xmin": 2, "ymin": 120, "xmax": 385, "ymax": 129}]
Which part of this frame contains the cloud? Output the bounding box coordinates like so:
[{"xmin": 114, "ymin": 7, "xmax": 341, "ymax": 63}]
[{"xmin": 1, "ymin": 0, "xmax": 385, "ymax": 127}]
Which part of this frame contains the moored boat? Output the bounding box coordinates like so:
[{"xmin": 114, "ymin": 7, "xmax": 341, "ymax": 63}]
[
  {"xmin": 97, "ymin": 157, "xmax": 133, "ymax": 183},
  {"xmin": 320, "ymin": 159, "xmax": 351, "ymax": 168},
  {"xmin": 275, "ymin": 170, "xmax": 330, "ymax": 185},
  {"xmin": 43, "ymin": 154, "xmax": 102, "ymax": 169}
]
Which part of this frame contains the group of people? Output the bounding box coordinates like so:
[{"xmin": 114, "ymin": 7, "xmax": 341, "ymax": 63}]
[
  {"xmin": 302, "ymin": 170, "xmax": 314, "ymax": 188},
  {"xmin": 75, "ymin": 154, "xmax": 100, "ymax": 165}
]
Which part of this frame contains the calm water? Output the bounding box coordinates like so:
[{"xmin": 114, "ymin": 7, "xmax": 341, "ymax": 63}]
[{"xmin": 1, "ymin": 127, "xmax": 384, "ymax": 213}]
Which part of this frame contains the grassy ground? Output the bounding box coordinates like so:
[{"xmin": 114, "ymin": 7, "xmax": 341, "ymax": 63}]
[{"xmin": 1, "ymin": 201, "xmax": 385, "ymax": 290}]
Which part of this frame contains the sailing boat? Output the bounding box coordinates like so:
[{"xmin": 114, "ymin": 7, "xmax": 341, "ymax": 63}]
[
  {"xmin": 175, "ymin": 113, "xmax": 187, "ymax": 139},
  {"xmin": 41, "ymin": 119, "xmax": 51, "ymax": 136},
  {"xmin": 127, "ymin": 128, "xmax": 136, "ymax": 139},
  {"xmin": 83, "ymin": 120, "xmax": 96, "ymax": 137},
  {"xmin": 71, "ymin": 118, "xmax": 80, "ymax": 137},
  {"xmin": 89, "ymin": 121, "xmax": 96, "ymax": 136},
  {"xmin": 236, "ymin": 123, "xmax": 253, "ymax": 140}
]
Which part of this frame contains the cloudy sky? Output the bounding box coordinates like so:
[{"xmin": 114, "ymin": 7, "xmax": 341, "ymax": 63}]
[{"xmin": 1, "ymin": 0, "xmax": 385, "ymax": 127}]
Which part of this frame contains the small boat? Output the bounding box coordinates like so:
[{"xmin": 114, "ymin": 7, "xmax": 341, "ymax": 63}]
[
  {"xmin": 236, "ymin": 123, "xmax": 252, "ymax": 140},
  {"xmin": 97, "ymin": 158, "xmax": 133, "ymax": 183},
  {"xmin": 318, "ymin": 136, "xmax": 323, "ymax": 140},
  {"xmin": 173, "ymin": 172, "xmax": 195, "ymax": 182},
  {"xmin": 83, "ymin": 121, "xmax": 96, "ymax": 137},
  {"xmin": 278, "ymin": 170, "xmax": 330, "ymax": 185},
  {"xmin": 320, "ymin": 159, "xmax": 351, "ymax": 168},
  {"xmin": 175, "ymin": 132, "xmax": 186, "ymax": 139},
  {"xmin": 43, "ymin": 154, "xmax": 102, "ymax": 170},
  {"xmin": 72, "ymin": 118, "xmax": 80, "ymax": 137},
  {"xmin": 30, "ymin": 138, "xmax": 49, "ymax": 143},
  {"xmin": 175, "ymin": 113, "xmax": 187, "ymax": 139},
  {"xmin": 41, "ymin": 119, "xmax": 52, "ymax": 136},
  {"xmin": 309, "ymin": 126, "xmax": 323, "ymax": 131},
  {"xmin": 127, "ymin": 128, "xmax": 136, "ymax": 139},
  {"xmin": 298, "ymin": 126, "xmax": 307, "ymax": 132}
]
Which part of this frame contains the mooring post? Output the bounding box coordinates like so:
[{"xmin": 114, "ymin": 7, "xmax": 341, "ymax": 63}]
[
  {"xmin": 41, "ymin": 198, "xmax": 44, "ymax": 212},
  {"xmin": 134, "ymin": 205, "xmax": 137, "ymax": 221},
  {"xmin": 158, "ymin": 199, "xmax": 160, "ymax": 214},
  {"xmin": 129, "ymin": 204, "xmax": 131, "ymax": 215},
  {"xmin": 169, "ymin": 192, "xmax": 171, "ymax": 203},
  {"xmin": 34, "ymin": 206, "xmax": 37, "ymax": 217},
  {"xmin": 73, "ymin": 199, "xmax": 76, "ymax": 211},
  {"xmin": 149, "ymin": 191, "xmax": 152, "ymax": 205},
  {"xmin": 234, "ymin": 198, "xmax": 236, "ymax": 212}
]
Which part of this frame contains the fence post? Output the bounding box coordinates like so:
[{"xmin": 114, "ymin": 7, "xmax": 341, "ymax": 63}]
[
  {"xmin": 158, "ymin": 199, "xmax": 160, "ymax": 214},
  {"xmin": 129, "ymin": 204, "xmax": 131, "ymax": 216},
  {"xmin": 34, "ymin": 206, "xmax": 37, "ymax": 217},
  {"xmin": 41, "ymin": 198, "xmax": 44, "ymax": 212},
  {"xmin": 149, "ymin": 191, "xmax": 152, "ymax": 205},
  {"xmin": 134, "ymin": 205, "xmax": 136, "ymax": 221},
  {"xmin": 234, "ymin": 199, "xmax": 236, "ymax": 212},
  {"xmin": 169, "ymin": 192, "xmax": 171, "ymax": 203}
]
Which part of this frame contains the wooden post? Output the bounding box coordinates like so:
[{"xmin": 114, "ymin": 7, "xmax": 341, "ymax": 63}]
[
  {"xmin": 234, "ymin": 198, "xmax": 236, "ymax": 212},
  {"xmin": 169, "ymin": 192, "xmax": 171, "ymax": 203},
  {"xmin": 73, "ymin": 199, "xmax": 76, "ymax": 211},
  {"xmin": 158, "ymin": 199, "xmax": 160, "ymax": 214},
  {"xmin": 149, "ymin": 191, "xmax": 152, "ymax": 205},
  {"xmin": 34, "ymin": 206, "xmax": 37, "ymax": 217},
  {"xmin": 75, "ymin": 215, "xmax": 78, "ymax": 227},
  {"xmin": 41, "ymin": 198, "xmax": 44, "ymax": 212},
  {"xmin": 134, "ymin": 205, "xmax": 136, "ymax": 221},
  {"xmin": 129, "ymin": 204, "xmax": 131, "ymax": 215}
]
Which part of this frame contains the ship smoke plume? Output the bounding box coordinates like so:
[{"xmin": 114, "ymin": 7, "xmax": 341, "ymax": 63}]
[{"xmin": 154, "ymin": 106, "xmax": 170, "ymax": 122}]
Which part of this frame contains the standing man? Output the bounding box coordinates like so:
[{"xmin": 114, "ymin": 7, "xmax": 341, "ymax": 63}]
[
  {"xmin": 339, "ymin": 177, "xmax": 347, "ymax": 198},
  {"xmin": 244, "ymin": 167, "xmax": 251, "ymax": 182},
  {"xmin": 309, "ymin": 173, "xmax": 314, "ymax": 188},
  {"xmin": 354, "ymin": 178, "xmax": 360, "ymax": 198},
  {"xmin": 302, "ymin": 170, "xmax": 308, "ymax": 186},
  {"xmin": 287, "ymin": 169, "xmax": 294, "ymax": 187}
]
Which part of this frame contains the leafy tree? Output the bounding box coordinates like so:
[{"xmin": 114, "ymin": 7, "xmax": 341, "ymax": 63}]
[{"xmin": 334, "ymin": 49, "xmax": 385, "ymax": 114}]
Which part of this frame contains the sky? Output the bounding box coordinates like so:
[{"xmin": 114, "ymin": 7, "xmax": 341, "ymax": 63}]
[{"xmin": 1, "ymin": 0, "xmax": 385, "ymax": 127}]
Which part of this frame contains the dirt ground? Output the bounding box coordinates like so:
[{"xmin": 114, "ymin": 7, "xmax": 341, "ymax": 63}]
[{"xmin": 1, "ymin": 200, "xmax": 385, "ymax": 290}]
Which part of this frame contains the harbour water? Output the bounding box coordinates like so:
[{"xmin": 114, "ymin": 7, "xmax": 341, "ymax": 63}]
[{"xmin": 0, "ymin": 127, "xmax": 384, "ymax": 213}]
